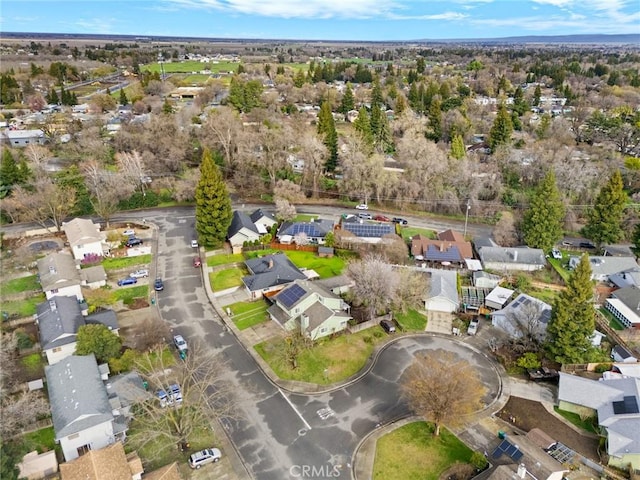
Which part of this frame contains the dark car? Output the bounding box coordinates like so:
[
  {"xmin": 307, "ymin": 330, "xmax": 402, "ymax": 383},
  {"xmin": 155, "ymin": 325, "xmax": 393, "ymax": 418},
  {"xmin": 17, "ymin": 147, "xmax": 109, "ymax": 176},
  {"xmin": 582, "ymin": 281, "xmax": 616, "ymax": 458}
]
[
  {"xmin": 126, "ymin": 237, "xmax": 143, "ymax": 247},
  {"xmin": 579, "ymin": 241, "xmax": 595, "ymax": 249},
  {"xmin": 380, "ymin": 319, "xmax": 396, "ymax": 333},
  {"xmin": 373, "ymin": 214, "xmax": 391, "ymax": 222},
  {"xmin": 392, "ymin": 217, "xmax": 408, "ymax": 225},
  {"xmin": 154, "ymin": 278, "xmax": 164, "ymax": 291},
  {"xmin": 117, "ymin": 277, "xmax": 138, "ymax": 286}
]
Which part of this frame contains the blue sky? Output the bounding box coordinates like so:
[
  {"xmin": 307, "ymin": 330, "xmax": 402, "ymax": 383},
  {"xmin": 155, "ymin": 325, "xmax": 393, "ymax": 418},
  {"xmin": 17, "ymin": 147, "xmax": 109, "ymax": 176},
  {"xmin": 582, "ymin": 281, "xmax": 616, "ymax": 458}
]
[{"xmin": 1, "ymin": 0, "xmax": 639, "ymax": 41}]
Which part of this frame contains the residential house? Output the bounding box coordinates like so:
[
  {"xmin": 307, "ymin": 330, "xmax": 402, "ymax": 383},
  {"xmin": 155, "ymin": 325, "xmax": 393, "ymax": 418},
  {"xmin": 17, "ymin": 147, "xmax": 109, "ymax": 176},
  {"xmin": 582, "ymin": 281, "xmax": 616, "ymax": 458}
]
[
  {"xmin": 605, "ymin": 287, "xmax": 640, "ymax": 329},
  {"xmin": 3, "ymin": 128, "xmax": 45, "ymax": 147},
  {"xmin": 37, "ymin": 252, "xmax": 83, "ymax": 301},
  {"xmin": 59, "ymin": 442, "xmax": 143, "ymax": 480},
  {"xmin": 242, "ymin": 253, "xmax": 306, "ymax": 299},
  {"xmin": 316, "ymin": 274, "xmax": 354, "ymax": 295},
  {"xmin": 37, "ymin": 295, "xmax": 118, "ymax": 365},
  {"xmin": 411, "ymin": 230, "xmax": 473, "ymax": 267},
  {"xmin": 340, "ymin": 220, "xmax": 395, "ymax": 244},
  {"xmin": 490, "ymin": 293, "xmax": 551, "ymax": 341},
  {"xmin": 80, "ymin": 265, "xmax": 108, "ymax": 289},
  {"xmin": 249, "ymin": 208, "xmax": 277, "ymax": 233},
  {"xmin": 604, "ymin": 245, "xmax": 636, "ymax": 257},
  {"xmin": 558, "ymin": 373, "xmax": 640, "ymax": 470},
  {"xmin": 106, "ymin": 371, "xmax": 151, "ymax": 418},
  {"xmin": 609, "ymin": 268, "xmax": 640, "ymax": 289},
  {"xmin": 227, "ymin": 210, "xmax": 261, "ymax": 253},
  {"xmin": 45, "ymin": 354, "xmax": 128, "ymax": 462},
  {"xmin": 484, "ymin": 286, "xmax": 515, "ymax": 310},
  {"xmin": 422, "ymin": 268, "xmax": 459, "ymax": 313},
  {"xmin": 478, "ymin": 247, "xmax": 546, "ymax": 272},
  {"xmin": 62, "ymin": 218, "xmax": 107, "ymax": 261},
  {"xmin": 277, "ymin": 219, "xmax": 335, "ymax": 245},
  {"xmin": 568, "ymin": 256, "xmax": 639, "ymax": 282},
  {"xmin": 267, "ymin": 280, "xmax": 352, "ymax": 339},
  {"xmin": 612, "ymin": 345, "xmax": 638, "ymax": 364}
]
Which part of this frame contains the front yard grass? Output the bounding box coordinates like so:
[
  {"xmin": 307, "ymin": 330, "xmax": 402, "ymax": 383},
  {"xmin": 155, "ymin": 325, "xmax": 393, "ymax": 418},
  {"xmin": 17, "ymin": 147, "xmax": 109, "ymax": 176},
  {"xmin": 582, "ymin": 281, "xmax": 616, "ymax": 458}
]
[
  {"xmin": 598, "ymin": 307, "xmax": 625, "ymax": 330},
  {"xmin": 547, "ymin": 256, "xmax": 571, "ymax": 282},
  {"xmin": 401, "ymin": 226, "xmax": 436, "ymax": 242},
  {"xmin": 227, "ymin": 300, "xmax": 269, "ymax": 330},
  {"xmin": 2, "ymin": 294, "xmax": 46, "ymax": 318},
  {"xmin": 293, "ymin": 214, "xmax": 318, "ymax": 222},
  {"xmin": 112, "ymin": 285, "xmax": 149, "ymax": 303},
  {"xmin": 102, "ymin": 254, "xmax": 152, "ymax": 271},
  {"xmin": 242, "ymin": 249, "xmax": 346, "ymax": 278},
  {"xmin": 394, "ymin": 309, "xmax": 427, "ymax": 331},
  {"xmin": 210, "ymin": 268, "xmax": 245, "ymax": 290},
  {"xmin": 373, "ymin": 421, "xmax": 474, "ymax": 480},
  {"xmin": 553, "ymin": 407, "xmax": 598, "ymax": 434},
  {"xmin": 207, "ymin": 253, "xmax": 244, "ymax": 267},
  {"xmin": 0, "ymin": 275, "xmax": 40, "ymax": 296},
  {"xmin": 254, "ymin": 327, "xmax": 387, "ymax": 384}
]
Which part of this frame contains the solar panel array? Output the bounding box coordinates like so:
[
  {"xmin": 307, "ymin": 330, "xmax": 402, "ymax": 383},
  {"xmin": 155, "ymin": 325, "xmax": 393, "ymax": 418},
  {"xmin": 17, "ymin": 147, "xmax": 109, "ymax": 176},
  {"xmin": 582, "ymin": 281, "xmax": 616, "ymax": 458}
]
[
  {"xmin": 424, "ymin": 244, "xmax": 462, "ymax": 262},
  {"xmin": 492, "ymin": 439, "xmax": 524, "ymax": 461},
  {"xmin": 613, "ymin": 395, "xmax": 639, "ymax": 415},
  {"xmin": 342, "ymin": 223, "xmax": 394, "ymax": 238},
  {"xmin": 289, "ymin": 223, "xmax": 326, "ymax": 237},
  {"xmin": 278, "ymin": 283, "xmax": 307, "ymax": 308},
  {"xmin": 547, "ymin": 442, "xmax": 574, "ymax": 464}
]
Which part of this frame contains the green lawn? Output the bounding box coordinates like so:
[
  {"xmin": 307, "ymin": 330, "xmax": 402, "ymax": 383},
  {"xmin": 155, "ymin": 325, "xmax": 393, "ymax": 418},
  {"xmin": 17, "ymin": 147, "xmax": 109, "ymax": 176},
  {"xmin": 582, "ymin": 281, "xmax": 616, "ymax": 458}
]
[
  {"xmin": 598, "ymin": 308, "xmax": 625, "ymax": 330},
  {"xmin": 21, "ymin": 426, "xmax": 57, "ymax": 454},
  {"xmin": 207, "ymin": 253, "xmax": 244, "ymax": 267},
  {"xmin": 210, "ymin": 268, "xmax": 244, "ymax": 290},
  {"xmin": 102, "ymin": 254, "xmax": 152, "ymax": 270},
  {"xmin": 254, "ymin": 327, "xmax": 387, "ymax": 384},
  {"xmin": 112, "ymin": 285, "xmax": 149, "ymax": 303},
  {"xmin": 227, "ymin": 300, "xmax": 269, "ymax": 330},
  {"xmin": 374, "ymin": 422, "xmax": 475, "ymax": 480},
  {"xmin": 2, "ymin": 294, "xmax": 46, "ymax": 318},
  {"xmin": 402, "ymin": 226, "xmax": 436, "ymax": 242},
  {"xmin": 394, "ymin": 309, "xmax": 427, "ymax": 331},
  {"xmin": 0, "ymin": 275, "xmax": 40, "ymax": 296},
  {"xmin": 243, "ymin": 250, "xmax": 346, "ymax": 279},
  {"xmin": 553, "ymin": 407, "xmax": 598, "ymax": 434},
  {"xmin": 524, "ymin": 287, "xmax": 560, "ymax": 305},
  {"xmin": 180, "ymin": 74, "xmax": 213, "ymax": 84},
  {"xmin": 141, "ymin": 60, "xmax": 238, "ymax": 74},
  {"xmin": 21, "ymin": 353, "xmax": 45, "ymax": 378},
  {"xmin": 293, "ymin": 214, "xmax": 318, "ymax": 222},
  {"xmin": 547, "ymin": 255, "xmax": 572, "ymax": 282}
]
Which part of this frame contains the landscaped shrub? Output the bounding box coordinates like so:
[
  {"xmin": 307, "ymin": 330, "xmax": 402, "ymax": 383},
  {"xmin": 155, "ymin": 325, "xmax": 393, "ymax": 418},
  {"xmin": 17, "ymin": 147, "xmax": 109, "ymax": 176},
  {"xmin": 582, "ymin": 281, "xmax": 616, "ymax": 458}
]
[
  {"xmin": 15, "ymin": 329, "xmax": 34, "ymax": 349},
  {"xmin": 470, "ymin": 451, "xmax": 489, "ymax": 470},
  {"xmin": 594, "ymin": 363, "xmax": 613, "ymax": 373}
]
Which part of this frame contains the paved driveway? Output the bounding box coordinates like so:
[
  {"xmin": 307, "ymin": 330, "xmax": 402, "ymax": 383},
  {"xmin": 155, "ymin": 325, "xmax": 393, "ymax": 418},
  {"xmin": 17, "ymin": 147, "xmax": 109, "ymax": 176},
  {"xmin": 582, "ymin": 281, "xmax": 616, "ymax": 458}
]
[{"xmin": 425, "ymin": 310, "xmax": 454, "ymax": 334}]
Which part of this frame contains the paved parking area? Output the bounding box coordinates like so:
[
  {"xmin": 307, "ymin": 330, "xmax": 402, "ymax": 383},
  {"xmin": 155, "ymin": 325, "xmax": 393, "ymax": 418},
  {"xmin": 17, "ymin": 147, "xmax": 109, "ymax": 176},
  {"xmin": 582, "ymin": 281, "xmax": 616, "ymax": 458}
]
[{"xmin": 425, "ymin": 310, "xmax": 454, "ymax": 334}]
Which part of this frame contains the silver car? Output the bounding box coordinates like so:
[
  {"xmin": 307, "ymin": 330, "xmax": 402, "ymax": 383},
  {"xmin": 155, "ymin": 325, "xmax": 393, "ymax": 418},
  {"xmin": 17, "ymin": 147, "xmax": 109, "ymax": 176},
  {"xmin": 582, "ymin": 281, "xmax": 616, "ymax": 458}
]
[{"xmin": 189, "ymin": 448, "xmax": 222, "ymax": 469}]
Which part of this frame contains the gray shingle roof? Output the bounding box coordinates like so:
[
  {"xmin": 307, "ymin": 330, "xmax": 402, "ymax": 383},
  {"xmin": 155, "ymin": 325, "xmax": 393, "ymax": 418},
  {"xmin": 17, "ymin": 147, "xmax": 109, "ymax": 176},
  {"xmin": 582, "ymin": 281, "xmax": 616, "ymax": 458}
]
[
  {"xmin": 569, "ymin": 256, "xmax": 639, "ymax": 278},
  {"xmin": 611, "ymin": 286, "xmax": 640, "ymax": 311},
  {"xmin": 228, "ymin": 210, "xmax": 259, "ymax": 238},
  {"xmin": 86, "ymin": 309, "xmax": 119, "ymax": 331},
  {"xmin": 80, "ymin": 265, "xmax": 107, "ymax": 284},
  {"xmin": 45, "ymin": 354, "xmax": 113, "ymax": 439},
  {"xmin": 427, "ymin": 269, "xmax": 459, "ymax": 304},
  {"xmin": 37, "ymin": 252, "xmax": 81, "ymax": 291},
  {"xmin": 243, "ymin": 253, "xmax": 306, "ymax": 291},
  {"xmin": 479, "ymin": 247, "xmax": 546, "ymax": 266},
  {"xmin": 62, "ymin": 218, "xmax": 102, "ymax": 247},
  {"xmin": 37, "ymin": 296, "xmax": 84, "ymax": 350},
  {"xmin": 249, "ymin": 208, "xmax": 276, "ymax": 224}
]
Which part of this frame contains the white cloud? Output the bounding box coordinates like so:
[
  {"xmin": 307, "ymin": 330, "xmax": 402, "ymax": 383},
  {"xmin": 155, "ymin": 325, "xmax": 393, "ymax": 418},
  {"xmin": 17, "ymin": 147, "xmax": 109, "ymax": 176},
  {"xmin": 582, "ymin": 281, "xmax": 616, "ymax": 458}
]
[{"xmin": 389, "ymin": 11, "xmax": 469, "ymax": 21}]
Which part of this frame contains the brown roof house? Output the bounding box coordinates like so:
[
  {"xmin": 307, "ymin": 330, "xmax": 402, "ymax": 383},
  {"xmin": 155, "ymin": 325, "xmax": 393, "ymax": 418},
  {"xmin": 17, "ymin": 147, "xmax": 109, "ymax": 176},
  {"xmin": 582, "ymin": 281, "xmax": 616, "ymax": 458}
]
[
  {"xmin": 59, "ymin": 442, "xmax": 143, "ymax": 480},
  {"xmin": 411, "ymin": 229, "xmax": 473, "ymax": 267}
]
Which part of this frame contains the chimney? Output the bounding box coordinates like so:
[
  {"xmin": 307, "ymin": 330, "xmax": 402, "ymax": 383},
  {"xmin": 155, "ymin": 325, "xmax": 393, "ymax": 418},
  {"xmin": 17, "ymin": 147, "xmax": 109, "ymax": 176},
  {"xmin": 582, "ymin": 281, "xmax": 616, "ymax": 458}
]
[
  {"xmin": 440, "ymin": 243, "xmax": 446, "ymax": 252},
  {"xmin": 517, "ymin": 464, "xmax": 526, "ymax": 479},
  {"xmin": 300, "ymin": 313, "xmax": 309, "ymax": 330},
  {"xmin": 268, "ymin": 258, "xmax": 274, "ymax": 269}
]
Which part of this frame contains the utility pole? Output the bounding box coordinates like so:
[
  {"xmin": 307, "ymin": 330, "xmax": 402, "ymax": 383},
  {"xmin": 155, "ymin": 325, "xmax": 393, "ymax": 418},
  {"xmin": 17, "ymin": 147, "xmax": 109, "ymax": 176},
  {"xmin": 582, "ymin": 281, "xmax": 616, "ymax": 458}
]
[{"xmin": 463, "ymin": 199, "xmax": 471, "ymax": 238}]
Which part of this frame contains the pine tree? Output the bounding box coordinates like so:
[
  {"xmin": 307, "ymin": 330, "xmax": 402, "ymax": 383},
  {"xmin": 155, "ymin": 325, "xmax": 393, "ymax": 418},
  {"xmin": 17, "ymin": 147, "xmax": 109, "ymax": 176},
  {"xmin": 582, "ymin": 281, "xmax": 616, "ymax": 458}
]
[
  {"xmin": 195, "ymin": 148, "xmax": 232, "ymax": 247},
  {"xmin": 339, "ymin": 83, "xmax": 355, "ymax": 114},
  {"xmin": 583, "ymin": 170, "xmax": 627, "ymax": 249},
  {"xmin": 488, "ymin": 104, "xmax": 513, "ymax": 150},
  {"xmin": 353, "ymin": 106, "xmax": 373, "ymax": 148},
  {"xmin": 632, "ymin": 222, "xmax": 640, "ymax": 258},
  {"xmin": 47, "ymin": 88, "xmax": 59, "ymax": 105},
  {"xmin": 426, "ymin": 99, "xmax": 443, "ymax": 142},
  {"xmin": 450, "ymin": 134, "xmax": 466, "ymax": 160},
  {"xmin": 521, "ymin": 171, "xmax": 565, "ymax": 252},
  {"xmin": 371, "ymin": 76, "xmax": 384, "ymax": 107},
  {"xmin": 546, "ymin": 254, "xmax": 596, "ymax": 364},
  {"xmin": 317, "ymin": 101, "xmax": 338, "ymax": 171},
  {"xmin": 533, "ymin": 84, "xmax": 542, "ymax": 106},
  {"xmin": 293, "ymin": 69, "xmax": 306, "ymax": 88},
  {"xmin": 119, "ymin": 88, "xmax": 128, "ymax": 106},
  {"xmin": 0, "ymin": 149, "xmax": 21, "ymax": 197}
]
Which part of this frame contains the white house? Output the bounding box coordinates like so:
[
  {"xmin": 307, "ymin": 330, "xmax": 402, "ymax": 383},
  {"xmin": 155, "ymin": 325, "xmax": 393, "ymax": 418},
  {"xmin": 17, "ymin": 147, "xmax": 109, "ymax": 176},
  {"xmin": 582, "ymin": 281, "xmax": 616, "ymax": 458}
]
[
  {"xmin": 62, "ymin": 218, "xmax": 107, "ymax": 261},
  {"xmin": 484, "ymin": 286, "xmax": 515, "ymax": 310},
  {"xmin": 37, "ymin": 252, "xmax": 83, "ymax": 301},
  {"xmin": 3, "ymin": 128, "xmax": 45, "ymax": 147},
  {"xmin": 478, "ymin": 247, "xmax": 546, "ymax": 272},
  {"xmin": 422, "ymin": 268, "xmax": 459, "ymax": 313},
  {"xmin": 605, "ymin": 286, "xmax": 640, "ymax": 329},
  {"xmin": 45, "ymin": 355, "xmax": 127, "ymax": 462},
  {"xmin": 490, "ymin": 293, "xmax": 552, "ymax": 341},
  {"xmin": 611, "ymin": 345, "xmax": 638, "ymax": 363},
  {"xmin": 227, "ymin": 210, "xmax": 261, "ymax": 253}
]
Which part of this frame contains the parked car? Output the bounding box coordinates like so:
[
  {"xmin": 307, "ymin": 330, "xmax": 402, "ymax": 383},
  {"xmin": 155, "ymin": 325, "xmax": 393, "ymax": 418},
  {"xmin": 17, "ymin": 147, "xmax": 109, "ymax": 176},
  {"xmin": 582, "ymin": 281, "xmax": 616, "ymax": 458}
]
[
  {"xmin": 123, "ymin": 229, "xmax": 135, "ymax": 237},
  {"xmin": 355, "ymin": 203, "xmax": 369, "ymax": 210},
  {"xmin": 154, "ymin": 278, "xmax": 164, "ymax": 291},
  {"xmin": 373, "ymin": 214, "xmax": 391, "ymax": 222},
  {"xmin": 358, "ymin": 212, "xmax": 373, "ymax": 220},
  {"xmin": 191, "ymin": 239, "xmax": 199, "ymax": 248},
  {"xmin": 130, "ymin": 269, "xmax": 149, "ymax": 278},
  {"xmin": 551, "ymin": 249, "xmax": 562, "ymax": 260},
  {"xmin": 126, "ymin": 237, "xmax": 143, "ymax": 247},
  {"xmin": 117, "ymin": 277, "xmax": 138, "ymax": 286},
  {"xmin": 173, "ymin": 334, "xmax": 187, "ymax": 352},
  {"xmin": 467, "ymin": 318, "xmax": 479, "ymax": 335},
  {"xmin": 156, "ymin": 389, "xmax": 172, "ymax": 408},
  {"xmin": 189, "ymin": 448, "xmax": 222, "ymax": 469},
  {"xmin": 579, "ymin": 241, "xmax": 595, "ymax": 249},
  {"xmin": 380, "ymin": 319, "xmax": 396, "ymax": 333},
  {"xmin": 193, "ymin": 256, "xmax": 202, "ymax": 267},
  {"xmin": 392, "ymin": 217, "xmax": 408, "ymax": 225},
  {"xmin": 169, "ymin": 383, "xmax": 183, "ymax": 404}
]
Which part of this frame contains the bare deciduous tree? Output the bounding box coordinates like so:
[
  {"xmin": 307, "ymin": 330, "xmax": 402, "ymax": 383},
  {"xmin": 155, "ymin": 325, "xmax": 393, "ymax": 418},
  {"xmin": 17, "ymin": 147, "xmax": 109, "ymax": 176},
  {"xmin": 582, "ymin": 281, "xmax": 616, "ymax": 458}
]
[
  {"xmin": 347, "ymin": 254, "xmax": 400, "ymax": 320},
  {"xmin": 82, "ymin": 160, "xmax": 135, "ymax": 227},
  {"xmin": 275, "ymin": 198, "xmax": 297, "ymax": 222},
  {"xmin": 493, "ymin": 211, "xmax": 519, "ymax": 246},
  {"xmin": 401, "ymin": 350, "xmax": 486, "ymax": 436},
  {"xmin": 116, "ymin": 150, "xmax": 149, "ymax": 195},
  {"xmin": 201, "ymin": 106, "xmax": 244, "ymax": 175},
  {"xmin": 299, "ymin": 132, "xmax": 327, "ymax": 198}
]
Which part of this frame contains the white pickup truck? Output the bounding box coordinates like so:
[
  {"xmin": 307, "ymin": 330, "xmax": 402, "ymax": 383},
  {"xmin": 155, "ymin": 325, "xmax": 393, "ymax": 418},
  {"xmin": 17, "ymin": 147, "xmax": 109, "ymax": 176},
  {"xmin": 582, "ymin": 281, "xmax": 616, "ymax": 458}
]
[{"xmin": 467, "ymin": 318, "xmax": 479, "ymax": 335}]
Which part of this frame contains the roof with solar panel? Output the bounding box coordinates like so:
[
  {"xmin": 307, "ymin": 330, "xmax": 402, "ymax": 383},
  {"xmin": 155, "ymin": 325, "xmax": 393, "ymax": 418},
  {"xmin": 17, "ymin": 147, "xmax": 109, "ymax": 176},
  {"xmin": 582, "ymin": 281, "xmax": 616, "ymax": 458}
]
[
  {"xmin": 341, "ymin": 222, "xmax": 394, "ymax": 238},
  {"xmin": 277, "ymin": 219, "xmax": 335, "ymax": 239}
]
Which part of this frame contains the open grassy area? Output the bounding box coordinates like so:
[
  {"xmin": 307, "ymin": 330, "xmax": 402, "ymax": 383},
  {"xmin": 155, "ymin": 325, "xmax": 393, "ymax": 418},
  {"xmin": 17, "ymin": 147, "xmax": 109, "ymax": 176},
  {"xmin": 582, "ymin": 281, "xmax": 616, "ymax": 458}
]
[
  {"xmin": 255, "ymin": 327, "xmax": 387, "ymax": 384},
  {"xmin": 374, "ymin": 422, "xmax": 474, "ymax": 480},
  {"xmin": 228, "ymin": 300, "xmax": 269, "ymax": 330},
  {"xmin": 293, "ymin": 214, "xmax": 318, "ymax": 222},
  {"xmin": 553, "ymin": 407, "xmax": 598, "ymax": 434},
  {"xmin": 210, "ymin": 268, "xmax": 244, "ymax": 290},
  {"xmin": 141, "ymin": 60, "xmax": 238, "ymax": 74},
  {"xmin": 524, "ymin": 287, "xmax": 560, "ymax": 305},
  {"xmin": 22, "ymin": 426, "xmax": 57, "ymax": 454},
  {"xmin": 547, "ymin": 255, "xmax": 572, "ymax": 282},
  {"xmin": 402, "ymin": 226, "xmax": 436, "ymax": 242},
  {"xmin": 207, "ymin": 253, "xmax": 244, "ymax": 267},
  {"xmin": 112, "ymin": 285, "xmax": 149, "ymax": 303},
  {"xmin": 598, "ymin": 308, "xmax": 625, "ymax": 330},
  {"xmin": 394, "ymin": 309, "xmax": 427, "ymax": 331},
  {"xmin": 21, "ymin": 352, "xmax": 45, "ymax": 377},
  {"xmin": 102, "ymin": 254, "xmax": 152, "ymax": 270},
  {"xmin": 2, "ymin": 294, "xmax": 46, "ymax": 318},
  {"xmin": 0, "ymin": 275, "xmax": 40, "ymax": 296},
  {"xmin": 243, "ymin": 249, "xmax": 346, "ymax": 278}
]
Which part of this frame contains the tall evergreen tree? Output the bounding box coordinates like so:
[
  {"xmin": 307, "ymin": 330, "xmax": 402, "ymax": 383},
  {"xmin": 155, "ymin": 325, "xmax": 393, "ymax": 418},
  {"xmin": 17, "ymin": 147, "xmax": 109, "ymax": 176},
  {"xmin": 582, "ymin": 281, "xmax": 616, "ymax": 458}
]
[
  {"xmin": 632, "ymin": 222, "xmax": 640, "ymax": 258},
  {"xmin": 450, "ymin": 134, "xmax": 466, "ymax": 160},
  {"xmin": 195, "ymin": 148, "xmax": 232, "ymax": 247},
  {"xmin": 583, "ymin": 170, "xmax": 627, "ymax": 249},
  {"xmin": 339, "ymin": 83, "xmax": 355, "ymax": 114},
  {"xmin": 317, "ymin": 101, "xmax": 338, "ymax": 171},
  {"xmin": 426, "ymin": 99, "xmax": 443, "ymax": 142},
  {"xmin": 370, "ymin": 76, "xmax": 384, "ymax": 107},
  {"xmin": 47, "ymin": 87, "xmax": 59, "ymax": 105},
  {"xmin": 119, "ymin": 88, "xmax": 128, "ymax": 106},
  {"xmin": 546, "ymin": 254, "xmax": 596, "ymax": 364},
  {"xmin": 521, "ymin": 171, "xmax": 565, "ymax": 252},
  {"xmin": 488, "ymin": 104, "xmax": 513, "ymax": 150},
  {"xmin": 353, "ymin": 106, "xmax": 373, "ymax": 148}
]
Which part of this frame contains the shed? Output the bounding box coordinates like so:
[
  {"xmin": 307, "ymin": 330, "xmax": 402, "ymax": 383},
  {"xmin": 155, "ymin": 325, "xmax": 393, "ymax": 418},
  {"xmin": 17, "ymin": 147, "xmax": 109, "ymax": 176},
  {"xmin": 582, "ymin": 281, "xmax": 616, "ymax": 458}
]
[
  {"xmin": 318, "ymin": 246, "xmax": 334, "ymax": 258},
  {"xmin": 485, "ymin": 286, "xmax": 515, "ymax": 310},
  {"xmin": 612, "ymin": 345, "xmax": 638, "ymax": 363}
]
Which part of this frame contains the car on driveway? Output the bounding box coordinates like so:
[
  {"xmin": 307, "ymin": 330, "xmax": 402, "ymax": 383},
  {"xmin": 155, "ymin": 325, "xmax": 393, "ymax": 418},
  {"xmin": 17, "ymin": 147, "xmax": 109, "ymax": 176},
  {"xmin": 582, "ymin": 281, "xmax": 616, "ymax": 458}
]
[
  {"xmin": 392, "ymin": 217, "xmax": 408, "ymax": 225},
  {"xmin": 123, "ymin": 229, "xmax": 135, "ymax": 237},
  {"xmin": 173, "ymin": 334, "xmax": 187, "ymax": 352},
  {"xmin": 126, "ymin": 237, "xmax": 143, "ymax": 247},
  {"xmin": 130, "ymin": 269, "xmax": 149, "ymax": 278},
  {"xmin": 154, "ymin": 278, "xmax": 164, "ymax": 291},
  {"xmin": 380, "ymin": 319, "xmax": 396, "ymax": 333},
  {"xmin": 373, "ymin": 214, "xmax": 391, "ymax": 222},
  {"xmin": 551, "ymin": 249, "xmax": 562, "ymax": 260},
  {"xmin": 189, "ymin": 448, "xmax": 222, "ymax": 469},
  {"xmin": 117, "ymin": 277, "xmax": 138, "ymax": 286},
  {"xmin": 193, "ymin": 256, "xmax": 202, "ymax": 267},
  {"xmin": 355, "ymin": 203, "xmax": 368, "ymax": 210}
]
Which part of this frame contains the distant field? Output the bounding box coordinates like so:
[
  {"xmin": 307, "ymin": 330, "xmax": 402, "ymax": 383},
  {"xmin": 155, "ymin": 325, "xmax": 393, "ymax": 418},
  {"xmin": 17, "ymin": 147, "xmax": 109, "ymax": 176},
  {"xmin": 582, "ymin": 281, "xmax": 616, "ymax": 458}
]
[{"xmin": 142, "ymin": 60, "xmax": 238, "ymax": 74}]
